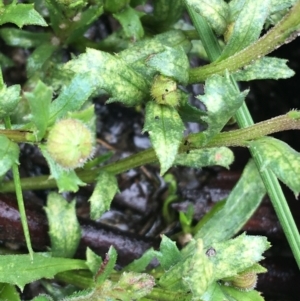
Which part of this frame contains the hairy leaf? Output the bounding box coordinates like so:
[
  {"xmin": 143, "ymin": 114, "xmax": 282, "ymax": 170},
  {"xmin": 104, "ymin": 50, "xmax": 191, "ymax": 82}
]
[
  {"xmin": 233, "ymin": 57, "xmax": 295, "ymax": 81},
  {"xmin": 186, "ymin": 0, "xmax": 229, "ymax": 36},
  {"xmin": 175, "ymin": 147, "xmax": 234, "ymax": 169},
  {"xmin": 45, "ymin": 193, "xmax": 81, "ymax": 258},
  {"xmin": 0, "ymin": 253, "xmax": 86, "ymax": 290},
  {"xmin": 88, "ymin": 171, "xmax": 119, "ymax": 220},
  {"xmin": 25, "ymin": 80, "xmax": 52, "ymax": 140},
  {"xmin": 249, "ymin": 137, "xmax": 300, "ymax": 196},
  {"xmin": 64, "ymin": 48, "xmax": 149, "ymax": 106},
  {"xmin": 0, "ymin": 135, "xmax": 19, "ymax": 177},
  {"xmin": 219, "ymin": 0, "xmax": 271, "ymax": 60},
  {"xmin": 143, "ymin": 102, "xmax": 185, "ymax": 174},
  {"xmin": 0, "ymin": 3, "xmax": 47, "ymax": 28}
]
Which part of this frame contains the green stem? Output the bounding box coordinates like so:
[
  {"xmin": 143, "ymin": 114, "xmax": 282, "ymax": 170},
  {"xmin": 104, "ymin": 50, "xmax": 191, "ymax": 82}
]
[
  {"xmin": 0, "ymin": 129, "xmax": 36, "ymax": 143},
  {"xmin": 185, "ymin": 1, "xmax": 300, "ymax": 268},
  {"xmin": 3, "ymin": 117, "xmax": 34, "ymax": 259},
  {"xmin": 188, "ymin": 0, "xmax": 300, "ymax": 83}
]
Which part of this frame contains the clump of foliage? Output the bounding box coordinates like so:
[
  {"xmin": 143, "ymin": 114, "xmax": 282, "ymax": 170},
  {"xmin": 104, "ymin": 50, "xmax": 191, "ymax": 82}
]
[{"xmin": 0, "ymin": 0, "xmax": 300, "ymax": 300}]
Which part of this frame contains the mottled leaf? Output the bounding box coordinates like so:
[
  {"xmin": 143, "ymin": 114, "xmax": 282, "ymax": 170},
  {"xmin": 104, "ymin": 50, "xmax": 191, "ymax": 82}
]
[
  {"xmin": 219, "ymin": 0, "xmax": 271, "ymax": 60},
  {"xmin": 25, "ymin": 80, "xmax": 52, "ymax": 140},
  {"xmin": 267, "ymin": 0, "xmax": 296, "ymax": 25},
  {"xmin": 159, "ymin": 235, "xmax": 182, "ymax": 270},
  {"xmin": 186, "ymin": 0, "xmax": 229, "ymax": 36},
  {"xmin": 113, "ymin": 6, "xmax": 144, "ymax": 40},
  {"xmin": 0, "ymin": 83, "xmax": 21, "ymax": 118},
  {"xmin": 143, "ymin": 101, "xmax": 185, "ymax": 174},
  {"xmin": 0, "ymin": 3, "xmax": 47, "ymax": 28},
  {"xmin": 0, "ymin": 253, "xmax": 86, "ymax": 290},
  {"xmin": 249, "ymin": 137, "xmax": 300, "ymax": 196},
  {"xmin": 64, "ymin": 48, "xmax": 149, "ymax": 106},
  {"xmin": 88, "ymin": 171, "xmax": 119, "ymax": 220},
  {"xmin": 197, "ymin": 72, "xmax": 248, "ymax": 144},
  {"xmin": 146, "ymin": 46, "xmax": 189, "ymax": 84},
  {"xmin": 0, "ymin": 135, "xmax": 19, "ymax": 177},
  {"xmin": 175, "ymin": 147, "xmax": 234, "ymax": 169},
  {"xmin": 233, "ymin": 57, "xmax": 295, "ymax": 81},
  {"xmin": 45, "ymin": 193, "xmax": 81, "ymax": 258},
  {"xmin": 40, "ymin": 145, "xmax": 86, "ymax": 193},
  {"xmin": 49, "ymin": 74, "xmax": 95, "ymax": 124},
  {"xmin": 193, "ymin": 160, "xmax": 266, "ymax": 245}
]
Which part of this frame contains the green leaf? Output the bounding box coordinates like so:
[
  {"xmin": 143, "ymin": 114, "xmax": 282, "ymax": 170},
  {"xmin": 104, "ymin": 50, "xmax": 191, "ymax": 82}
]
[
  {"xmin": 49, "ymin": 74, "xmax": 95, "ymax": 124},
  {"xmin": 88, "ymin": 171, "xmax": 119, "ymax": 220},
  {"xmin": 143, "ymin": 101, "xmax": 185, "ymax": 175},
  {"xmin": 86, "ymin": 248, "xmax": 103, "ymax": 275},
  {"xmin": 0, "ymin": 283, "xmax": 20, "ymax": 301},
  {"xmin": 158, "ymin": 235, "xmax": 182, "ymax": 270},
  {"xmin": 219, "ymin": 0, "xmax": 271, "ymax": 60},
  {"xmin": 31, "ymin": 295, "xmax": 54, "ymax": 301},
  {"xmin": 207, "ymin": 233, "xmax": 270, "ymax": 279},
  {"xmin": 64, "ymin": 48, "xmax": 149, "ymax": 106},
  {"xmin": 113, "ymin": 6, "xmax": 144, "ymax": 40},
  {"xmin": 146, "ymin": 46, "xmax": 189, "ymax": 84},
  {"xmin": 0, "ymin": 253, "xmax": 86, "ymax": 290},
  {"xmin": 220, "ymin": 285, "xmax": 265, "ymax": 301},
  {"xmin": 25, "ymin": 80, "xmax": 52, "ymax": 140},
  {"xmin": 233, "ymin": 57, "xmax": 295, "ymax": 81},
  {"xmin": 267, "ymin": 0, "xmax": 296, "ymax": 26},
  {"xmin": 159, "ymin": 239, "xmax": 214, "ymax": 296},
  {"xmin": 0, "ymin": 83, "xmax": 21, "ymax": 118},
  {"xmin": 45, "ymin": 193, "xmax": 81, "ymax": 258},
  {"xmin": 186, "ymin": 0, "xmax": 229, "ymax": 36},
  {"xmin": 193, "ymin": 160, "xmax": 266, "ymax": 245},
  {"xmin": 0, "ymin": 135, "xmax": 19, "ymax": 177},
  {"xmin": 197, "ymin": 72, "xmax": 248, "ymax": 144},
  {"xmin": 175, "ymin": 147, "xmax": 234, "ymax": 169},
  {"xmin": 96, "ymin": 246, "xmax": 118, "ymax": 285},
  {"xmin": 0, "ymin": 3, "xmax": 47, "ymax": 28},
  {"xmin": 249, "ymin": 137, "xmax": 300, "ymax": 196},
  {"xmin": 0, "ymin": 28, "xmax": 51, "ymax": 48},
  {"xmin": 27, "ymin": 42, "xmax": 58, "ymax": 77},
  {"xmin": 40, "ymin": 145, "xmax": 86, "ymax": 193}
]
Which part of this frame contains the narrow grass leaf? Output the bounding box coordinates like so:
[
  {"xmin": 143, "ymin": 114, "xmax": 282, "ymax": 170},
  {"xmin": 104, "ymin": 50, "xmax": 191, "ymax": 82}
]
[
  {"xmin": 0, "ymin": 3, "xmax": 47, "ymax": 28},
  {"xmin": 233, "ymin": 57, "xmax": 295, "ymax": 81},
  {"xmin": 0, "ymin": 136, "xmax": 19, "ymax": 177},
  {"xmin": 143, "ymin": 102, "xmax": 185, "ymax": 175},
  {"xmin": 249, "ymin": 137, "xmax": 300, "ymax": 197},
  {"xmin": 45, "ymin": 193, "xmax": 81, "ymax": 258},
  {"xmin": 88, "ymin": 171, "xmax": 119, "ymax": 220},
  {"xmin": 25, "ymin": 80, "xmax": 52, "ymax": 140},
  {"xmin": 219, "ymin": 0, "xmax": 271, "ymax": 60},
  {"xmin": 0, "ymin": 253, "xmax": 87, "ymax": 290}
]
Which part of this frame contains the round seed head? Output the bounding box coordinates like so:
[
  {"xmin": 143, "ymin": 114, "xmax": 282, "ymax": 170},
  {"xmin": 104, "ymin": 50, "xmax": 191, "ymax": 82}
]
[{"xmin": 46, "ymin": 118, "xmax": 95, "ymax": 169}]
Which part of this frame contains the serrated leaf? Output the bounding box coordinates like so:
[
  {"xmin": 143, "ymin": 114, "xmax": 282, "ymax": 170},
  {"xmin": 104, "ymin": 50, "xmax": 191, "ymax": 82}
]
[
  {"xmin": 159, "ymin": 239, "xmax": 213, "ymax": 295},
  {"xmin": 113, "ymin": 6, "xmax": 144, "ymax": 40},
  {"xmin": 233, "ymin": 57, "xmax": 295, "ymax": 81},
  {"xmin": 175, "ymin": 147, "xmax": 234, "ymax": 169},
  {"xmin": 0, "ymin": 28, "xmax": 51, "ymax": 48},
  {"xmin": 0, "ymin": 283, "xmax": 20, "ymax": 301},
  {"xmin": 45, "ymin": 193, "xmax": 81, "ymax": 258},
  {"xmin": 88, "ymin": 171, "xmax": 119, "ymax": 220},
  {"xmin": 159, "ymin": 235, "xmax": 182, "ymax": 270},
  {"xmin": 146, "ymin": 46, "xmax": 189, "ymax": 84},
  {"xmin": 186, "ymin": 0, "xmax": 229, "ymax": 36},
  {"xmin": 25, "ymin": 80, "xmax": 52, "ymax": 140},
  {"xmin": 49, "ymin": 74, "xmax": 95, "ymax": 124},
  {"xmin": 197, "ymin": 73, "xmax": 248, "ymax": 144},
  {"xmin": 207, "ymin": 233, "xmax": 270, "ymax": 279},
  {"xmin": 219, "ymin": 0, "xmax": 271, "ymax": 60},
  {"xmin": 143, "ymin": 101, "xmax": 185, "ymax": 174},
  {"xmin": 193, "ymin": 160, "xmax": 266, "ymax": 245},
  {"xmin": 40, "ymin": 145, "xmax": 86, "ymax": 193},
  {"xmin": 0, "ymin": 3, "xmax": 47, "ymax": 28},
  {"xmin": 0, "ymin": 135, "xmax": 19, "ymax": 177},
  {"xmin": 64, "ymin": 48, "xmax": 149, "ymax": 106},
  {"xmin": 0, "ymin": 83, "xmax": 21, "ymax": 118},
  {"xmin": 86, "ymin": 248, "xmax": 103, "ymax": 275},
  {"xmin": 249, "ymin": 137, "xmax": 300, "ymax": 196},
  {"xmin": 27, "ymin": 42, "xmax": 57, "ymax": 77},
  {"xmin": 0, "ymin": 253, "xmax": 86, "ymax": 290}
]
